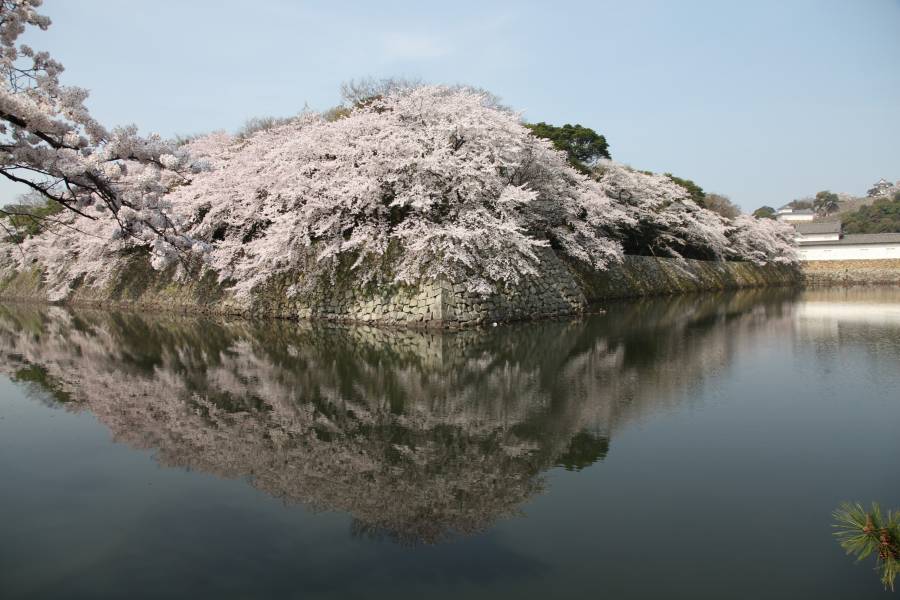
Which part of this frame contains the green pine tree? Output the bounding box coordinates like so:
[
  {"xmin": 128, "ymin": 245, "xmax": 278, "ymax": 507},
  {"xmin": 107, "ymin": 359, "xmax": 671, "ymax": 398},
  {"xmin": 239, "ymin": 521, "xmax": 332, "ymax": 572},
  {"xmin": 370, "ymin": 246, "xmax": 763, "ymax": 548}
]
[{"xmin": 833, "ymin": 502, "xmax": 900, "ymax": 591}]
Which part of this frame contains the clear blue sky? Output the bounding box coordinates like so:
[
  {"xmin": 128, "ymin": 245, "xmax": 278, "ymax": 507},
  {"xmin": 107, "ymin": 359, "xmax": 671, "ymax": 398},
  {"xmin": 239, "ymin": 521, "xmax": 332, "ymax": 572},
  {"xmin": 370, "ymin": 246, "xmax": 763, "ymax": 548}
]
[{"xmin": 11, "ymin": 0, "xmax": 900, "ymax": 211}]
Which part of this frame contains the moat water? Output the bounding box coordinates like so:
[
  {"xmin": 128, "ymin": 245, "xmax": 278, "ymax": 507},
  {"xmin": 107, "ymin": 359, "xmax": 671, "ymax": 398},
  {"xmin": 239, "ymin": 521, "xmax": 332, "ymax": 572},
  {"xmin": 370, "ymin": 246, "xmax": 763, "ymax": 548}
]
[{"xmin": 0, "ymin": 287, "xmax": 898, "ymax": 599}]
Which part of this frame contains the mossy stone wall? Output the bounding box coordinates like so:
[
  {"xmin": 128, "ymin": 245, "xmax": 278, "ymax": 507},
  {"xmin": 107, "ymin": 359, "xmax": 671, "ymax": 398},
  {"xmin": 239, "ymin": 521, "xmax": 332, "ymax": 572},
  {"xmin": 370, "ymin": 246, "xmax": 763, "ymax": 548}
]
[
  {"xmin": 0, "ymin": 249, "xmax": 801, "ymax": 327},
  {"xmin": 576, "ymin": 255, "xmax": 800, "ymax": 302}
]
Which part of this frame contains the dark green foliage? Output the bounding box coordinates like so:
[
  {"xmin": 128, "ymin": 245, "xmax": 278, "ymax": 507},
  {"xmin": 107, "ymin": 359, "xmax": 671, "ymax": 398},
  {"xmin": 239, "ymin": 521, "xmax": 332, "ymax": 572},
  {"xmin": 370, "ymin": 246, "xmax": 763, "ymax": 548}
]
[
  {"xmin": 833, "ymin": 502, "xmax": 899, "ymax": 591},
  {"xmin": 525, "ymin": 122, "xmax": 610, "ymax": 173},
  {"xmin": 787, "ymin": 199, "xmax": 813, "ymax": 210},
  {"xmin": 753, "ymin": 206, "xmax": 777, "ymax": 219},
  {"xmin": 323, "ymin": 105, "xmax": 352, "ymax": 122},
  {"xmin": 664, "ymin": 173, "xmax": 706, "ymax": 204},
  {"xmin": 813, "ymin": 190, "xmax": 840, "ymax": 216},
  {"xmin": 842, "ymin": 192, "xmax": 900, "ymax": 234},
  {"xmin": 1, "ymin": 196, "xmax": 65, "ymax": 242}
]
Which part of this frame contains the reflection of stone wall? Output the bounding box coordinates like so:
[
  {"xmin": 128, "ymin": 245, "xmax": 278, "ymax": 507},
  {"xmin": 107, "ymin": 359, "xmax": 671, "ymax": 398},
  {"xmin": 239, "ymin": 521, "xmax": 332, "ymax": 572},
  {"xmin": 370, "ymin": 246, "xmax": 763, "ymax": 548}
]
[
  {"xmin": 802, "ymin": 259, "xmax": 900, "ymax": 287},
  {"xmin": 0, "ymin": 291, "xmax": 795, "ymax": 543},
  {"xmin": 0, "ymin": 248, "xmax": 799, "ymax": 328}
]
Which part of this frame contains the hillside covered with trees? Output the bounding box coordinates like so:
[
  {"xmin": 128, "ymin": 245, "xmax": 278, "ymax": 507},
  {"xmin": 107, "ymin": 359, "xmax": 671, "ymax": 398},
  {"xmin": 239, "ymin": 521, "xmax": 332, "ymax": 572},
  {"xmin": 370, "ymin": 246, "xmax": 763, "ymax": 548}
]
[
  {"xmin": 753, "ymin": 181, "xmax": 900, "ymax": 232},
  {"xmin": 842, "ymin": 191, "xmax": 900, "ymax": 234}
]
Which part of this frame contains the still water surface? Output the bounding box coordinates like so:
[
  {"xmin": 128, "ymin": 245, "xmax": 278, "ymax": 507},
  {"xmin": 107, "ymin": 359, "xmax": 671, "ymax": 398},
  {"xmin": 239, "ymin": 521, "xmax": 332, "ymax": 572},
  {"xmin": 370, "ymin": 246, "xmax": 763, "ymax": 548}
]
[{"xmin": 0, "ymin": 288, "xmax": 898, "ymax": 599}]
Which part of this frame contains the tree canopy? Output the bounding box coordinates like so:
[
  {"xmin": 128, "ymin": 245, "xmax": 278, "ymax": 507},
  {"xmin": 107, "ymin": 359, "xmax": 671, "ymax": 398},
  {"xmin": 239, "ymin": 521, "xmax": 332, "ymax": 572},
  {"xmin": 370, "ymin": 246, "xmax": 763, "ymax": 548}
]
[
  {"xmin": 813, "ymin": 190, "xmax": 840, "ymax": 216},
  {"xmin": 842, "ymin": 192, "xmax": 900, "ymax": 234},
  {"xmin": 786, "ymin": 199, "xmax": 813, "ymax": 210},
  {"xmin": 524, "ymin": 122, "xmax": 610, "ymax": 173},
  {"xmin": 0, "ymin": 192, "xmax": 62, "ymax": 242},
  {"xmin": 753, "ymin": 206, "xmax": 776, "ymax": 219},
  {"xmin": 703, "ymin": 193, "xmax": 741, "ymax": 220},
  {"xmin": 664, "ymin": 174, "xmax": 706, "ymax": 205}
]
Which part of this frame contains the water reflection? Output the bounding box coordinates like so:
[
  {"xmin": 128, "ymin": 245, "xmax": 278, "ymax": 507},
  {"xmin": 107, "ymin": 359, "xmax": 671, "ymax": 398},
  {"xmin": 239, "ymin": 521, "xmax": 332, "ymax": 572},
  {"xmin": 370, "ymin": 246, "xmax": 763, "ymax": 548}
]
[
  {"xmin": 0, "ymin": 289, "xmax": 798, "ymax": 543},
  {"xmin": 794, "ymin": 287, "xmax": 900, "ymax": 367}
]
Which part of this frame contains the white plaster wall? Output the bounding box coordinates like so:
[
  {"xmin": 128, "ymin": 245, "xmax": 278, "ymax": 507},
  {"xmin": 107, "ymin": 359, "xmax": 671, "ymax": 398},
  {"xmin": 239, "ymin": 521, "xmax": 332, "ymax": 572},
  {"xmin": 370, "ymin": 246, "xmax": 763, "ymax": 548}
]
[
  {"xmin": 800, "ymin": 243, "xmax": 900, "ymax": 261},
  {"xmin": 797, "ymin": 233, "xmax": 840, "ymax": 242},
  {"xmin": 778, "ymin": 214, "xmax": 815, "ymax": 222}
]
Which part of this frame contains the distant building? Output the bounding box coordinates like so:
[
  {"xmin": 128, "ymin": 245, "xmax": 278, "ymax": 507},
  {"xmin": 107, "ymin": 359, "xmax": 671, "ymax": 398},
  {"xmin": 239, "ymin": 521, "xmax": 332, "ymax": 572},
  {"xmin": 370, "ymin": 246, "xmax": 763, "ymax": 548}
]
[
  {"xmin": 776, "ymin": 207, "xmax": 815, "ymax": 223},
  {"xmin": 866, "ymin": 178, "xmax": 894, "ymax": 198},
  {"xmin": 798, "ymin": 222, "xmax": 900, "ymax": 261},
  {"xmin": 794, "ymin": 221, "xmax": 841, "ymax": 244}
]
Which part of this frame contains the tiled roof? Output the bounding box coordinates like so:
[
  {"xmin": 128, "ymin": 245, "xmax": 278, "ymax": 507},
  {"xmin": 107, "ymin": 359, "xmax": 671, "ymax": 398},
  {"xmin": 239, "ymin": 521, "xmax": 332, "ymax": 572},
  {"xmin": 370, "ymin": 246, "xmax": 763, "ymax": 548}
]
[
  {"xmin": 799, "ymin": 233, "xmax": 900, "ymax": 246},
  {"xmin": 795, "ymin": 221, "xmax": 842, "ymax": 234}
]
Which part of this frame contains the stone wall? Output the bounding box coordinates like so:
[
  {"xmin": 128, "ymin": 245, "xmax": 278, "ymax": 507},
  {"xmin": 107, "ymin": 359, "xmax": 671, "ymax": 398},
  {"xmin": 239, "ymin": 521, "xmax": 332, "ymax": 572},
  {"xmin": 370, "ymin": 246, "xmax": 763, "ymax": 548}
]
[
  {"xmin": 574, "ymin": 254, "xmax": 799, "ymax": 302},
  {"xmin": 440, "ymin": 249, "xmax": 585, "ymax": 328},
  {"xmin": 247, "ymin": 250, "xmax": 798, "ymax": 328},
  {"xmin": 0, "ymin": 249, "xmax": 800, "ymax": 328},
  {"xmin": 246, "ymin": 247, "xmax": 586, "ymax": 328},
  {"xmin": 802, "ymin": 259, "xmax": 900, "ymax": 287}
]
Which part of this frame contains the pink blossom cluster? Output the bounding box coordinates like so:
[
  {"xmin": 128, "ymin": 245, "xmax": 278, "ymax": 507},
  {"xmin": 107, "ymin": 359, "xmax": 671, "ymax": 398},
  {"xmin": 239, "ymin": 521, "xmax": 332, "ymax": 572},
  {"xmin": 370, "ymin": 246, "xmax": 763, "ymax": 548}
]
[
  {"xmin": 595, "ymin": 160, "xmax": 798, "ymax": 264},
  {"xmin": 161, "ymin": 87, "xmax": 634, "ymax": 297}
]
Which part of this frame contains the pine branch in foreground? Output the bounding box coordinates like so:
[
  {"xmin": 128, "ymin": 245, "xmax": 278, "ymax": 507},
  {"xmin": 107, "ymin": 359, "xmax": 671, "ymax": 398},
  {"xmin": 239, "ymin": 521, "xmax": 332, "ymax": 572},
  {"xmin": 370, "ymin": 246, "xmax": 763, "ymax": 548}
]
[{"xmin": 833, "ymin": 502, "xmax": 900, "ymax": 591}]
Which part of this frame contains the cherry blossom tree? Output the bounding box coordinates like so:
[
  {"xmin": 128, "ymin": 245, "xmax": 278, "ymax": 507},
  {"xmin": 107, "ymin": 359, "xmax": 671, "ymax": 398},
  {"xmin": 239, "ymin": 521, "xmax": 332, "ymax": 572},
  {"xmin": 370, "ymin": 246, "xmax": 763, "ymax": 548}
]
[
  {"xmin": 594, "ymin": 160, "xmax": 731, "ymax": 260},
  {"xmin": 167, "ymin": 86, "xmax": 631, "ymax": 297},
  {"xmin": 727, "ymin": 214, "xmax": 799, "ymax": 266},
  {"xmin": 593, "ymin": 160, "xmax": 800, "ymax": 265},
  {"xmin": 0, "ymin": 0, "xmax": 203, "ymax": 264},
  {"xmin": 0, "ymin": 33, "xmax": 798, "ymax": 304}
]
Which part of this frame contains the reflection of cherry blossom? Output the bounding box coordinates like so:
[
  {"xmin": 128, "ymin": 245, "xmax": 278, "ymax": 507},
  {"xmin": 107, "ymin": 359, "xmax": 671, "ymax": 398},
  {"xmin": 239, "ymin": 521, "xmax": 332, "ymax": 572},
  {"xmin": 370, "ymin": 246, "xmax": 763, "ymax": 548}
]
[{"xmin": 0, "ymin": 292, "xmax": 794, "ymax": 543}]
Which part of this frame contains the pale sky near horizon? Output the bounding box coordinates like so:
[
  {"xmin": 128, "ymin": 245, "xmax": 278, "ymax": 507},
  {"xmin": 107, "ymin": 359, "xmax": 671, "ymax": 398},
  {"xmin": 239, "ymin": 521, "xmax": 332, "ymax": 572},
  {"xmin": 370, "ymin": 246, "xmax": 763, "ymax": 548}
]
[{"xmin": 8, "ymin": 0, "xmax": 900, "ymax": 211}]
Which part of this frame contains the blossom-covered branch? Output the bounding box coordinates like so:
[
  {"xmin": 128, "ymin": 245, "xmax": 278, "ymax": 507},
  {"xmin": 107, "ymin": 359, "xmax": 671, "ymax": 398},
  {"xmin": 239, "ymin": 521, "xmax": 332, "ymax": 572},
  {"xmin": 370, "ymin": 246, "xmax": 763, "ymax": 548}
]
[{"xmin": 0, "ymin": 0, "xmax": 205, "ymax": 265}]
